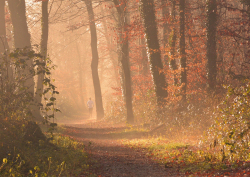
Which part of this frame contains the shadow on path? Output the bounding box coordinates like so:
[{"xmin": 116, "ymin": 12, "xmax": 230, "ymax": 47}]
[
  {"xmin": 63, "ymin": 124, "xmax": 184, "ymax": 177},
  {"xmin": 64, "ymin": 126, "xmax": 147, "ymax": 140}
]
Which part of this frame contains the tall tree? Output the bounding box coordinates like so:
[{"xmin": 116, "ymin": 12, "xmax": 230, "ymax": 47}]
[
  {"xmin": 8, "ymin": 0, "xmax": 31, "ymax": 49},
  {"xmin": 113, "ymin": 0, "xmax": 134, "ymax": 124},
  {"xmin": 35, "ymin": 0, "xmax": 49, "ymax": 115},
  {"xmin": 206, "ymin": 0, "xmax": 217, "ymax": 93},
  {"xmin": 0, "ymin": 0, "xmax": 12, "ymax": 83},
  {"xmin": 140, "ymin": 37, "xmax": 148, "ymax": 76},
  {"xmin": 180, "ymin": 0, "xmax": 187, "ymax": 102},
  {"xmin": 161, "ymin": 0, "xmax": 169, "ymax": 62},
  {"xmin": 0, "ymin": 0, "xmax": 9, "ymax": 54},
  {"xmin": 140, "ymin": 0, "xmax": 168, "ymax": 107},
  {"xmin": 84, "ymin": 0, "xmax": 104, "ymax": 119},
  {"xmin": 169, "ymin": 0, "xmax": 178, "ymax": 85},
  {"xmin": 8, "ymin": 0, "xmax": 42, "ymax": 121}
]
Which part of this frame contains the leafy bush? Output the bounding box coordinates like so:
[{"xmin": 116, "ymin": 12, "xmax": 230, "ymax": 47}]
[
  {"xmin": 0, "ymin": 48, "xmax": 58, "ymax": 124},
  {"xmin": 0, "ymin": 50, "xmax": 91, "ymax": 176},
  {"xmin": 104, "ymin": 95, "xmax": 127, "ymax": 123},
  {"xmin": 105, "ymin": 85, "xmax": 214, "ymax": 135},
  {"xmin": 207, "ymin": 80, "xmax": 250, "ymax": 161},
  {"xmin": 0, "ymin": 135, "xmax": 89, "ymax": 176}
]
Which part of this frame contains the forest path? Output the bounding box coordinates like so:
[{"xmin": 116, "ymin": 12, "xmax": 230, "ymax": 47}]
[{"xmin": 62, "ymin": 119, "xmax": 184, "ymax": 177}]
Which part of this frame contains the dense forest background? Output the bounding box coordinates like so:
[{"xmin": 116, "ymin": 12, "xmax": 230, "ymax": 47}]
[
  {"xmin": 1, "ymin": 0, "xmax": 249, "ymax": 122},
  {"xmin": 25, "ymin": 0, "xmax": 250, "ymax": 121},
  {"xmin": 0, "ymin": 0, "xmax": 250, "ymax": 176}
]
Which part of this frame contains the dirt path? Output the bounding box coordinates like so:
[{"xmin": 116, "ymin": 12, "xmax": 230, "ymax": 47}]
[{"xmin": 63, "ymin": 122, "xmax": 184, "ymax": 177}]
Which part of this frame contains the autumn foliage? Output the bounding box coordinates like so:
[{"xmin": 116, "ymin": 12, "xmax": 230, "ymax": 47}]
[{"xmin": 0, "ymin": 0, "xmax": 250, "ymax": 175}]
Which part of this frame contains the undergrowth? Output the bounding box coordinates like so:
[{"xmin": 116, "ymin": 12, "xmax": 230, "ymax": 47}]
[
  {"xmin": 0, "ymin": 50, "xmax": 93, "ymax": 176},
  {"xmin": 123, "ymin": 135, "xmax": 250, "ymax": 176},
  {"xmin": 0, "ymin": 131, "xmax": 90, "ymax": 176},
  {"xmin": 121, "ymin": 80, "xmax": 250, "ymax": 175}
]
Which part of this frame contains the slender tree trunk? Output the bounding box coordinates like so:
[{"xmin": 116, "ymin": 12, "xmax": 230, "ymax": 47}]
[
  {"xmin": 169, "ymin": 0, "xmax": 178, "ymax": 85},
  {"xmin": 140, "ymin": 0, "xmax": 168, "ymax": 107},
  {"xmin": 35, "ymin": 0, "xmax": 49, "ymax": 115},
  {"xmin": 113, "ymin": 0, "xmax": 134, "ymax": 124},
  {"xmin": 206, "ymin": 0, "xmax": 217, "ymax": 93},
  {"xmin": 180, "ymin": 0, "xmax": 187, "ymax": 102},
  {"xmin": 118, "ymin": 30, "xmax": 126, "ymax": 102},
  {"xmin": 115, "ymin": 8, "xmax": 126, "ymax": 103},
  {"xmin": 161, "ymin": 0, "xmax": 169, "ymax": 63},
  {"xmin": 121, "ymin": 25, "xmax": 134, "ymax": 124},
  {"xmin": 84, "ymin": 0, "xmax": 104, "ymax": 119}
]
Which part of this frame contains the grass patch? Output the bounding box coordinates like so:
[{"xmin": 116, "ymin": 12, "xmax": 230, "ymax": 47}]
[
  {"xmin": 0, "ymin": 121, "xmax": 94, "ymax": 177},
  {"xmin": 122, "ymin": 136, "xmax": 250, "ymax": 175}
]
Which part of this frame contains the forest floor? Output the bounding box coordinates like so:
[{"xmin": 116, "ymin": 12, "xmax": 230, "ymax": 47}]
[
  {"xmin": 61, "ymin": 118, "xmax": 250, "ymax": 177},
  {"xmin": 61, "ymin": 118, "xmax": 183, "ymax": 177}
]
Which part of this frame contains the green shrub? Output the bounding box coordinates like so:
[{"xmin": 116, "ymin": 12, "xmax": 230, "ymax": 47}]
[
  {"xmin": 0, "ymin": 50, "xmax": 90, "ymax": 176},
  {"xmin": 0, "ymin": 135, "xmax": 89, "ymax": 176},
  {"xmin": 208, "ymin": 80, "xmax": 250, "ymax": 161}
]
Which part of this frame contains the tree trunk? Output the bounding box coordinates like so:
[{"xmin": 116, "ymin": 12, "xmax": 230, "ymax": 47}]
[
  {"xmin": 8, "ymin": 0, "xmax": 42, "ymax": 122},
  {"xmin": 140, "ymin": 0, "xmax": 168, "ymax": 107},
  {"xmin": 180, "ymin": 0, "xmax": 187, "ymax": 102},
  {"xmin": 161, "ymin": 0, "xmax": 169, "ymax": 63},
  {"xmin": 35, "ymin": 0, "xmax": 49, "ymax": 116},
  {"xmin": 84, "ymin": 0, "xmax": 104, "ymax": 120},
  {"xmin": 8, "ymin": 0, "xmax": 31, "ymax": 49},
  {"xmin": 140, "ymin": 37, "xmax": 148, "ymax": 76},
  {"xmin": 0, "ymin": 1, "xmax": 9, "ymax": 54},
  {"xmin": 169, "ymin": 0, "xmax": 178, "ymax": 85},
  {"xmin": 0, "ymin": 1, "xmax": 12, "ymax": 80},
  {"xmin": 206, "ymin": 0, "xmax": 217, "ymax": 93},
  {"xmin": 113, "ymin": 0, "xmax": 134, "ymax": 124},
  {"xmin": 115, "ymin": 7, "xmax": 126, "ymax": 103}
]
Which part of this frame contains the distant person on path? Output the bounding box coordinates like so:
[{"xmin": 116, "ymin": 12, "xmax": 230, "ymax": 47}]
[{"xmin": 87, "ymin": 98, "xmax": 94, "ymax": 118}]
